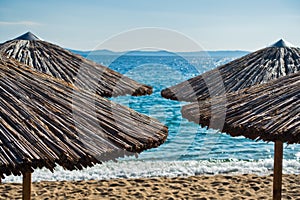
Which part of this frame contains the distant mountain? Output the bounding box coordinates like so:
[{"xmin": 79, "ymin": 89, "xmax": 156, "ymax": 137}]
[
  {"xmin": 66, "ymin": 49, "xmax": 91, "ymax": 55},
  {"xmin": 179, "ymin": 50, "xmax": 250, "ymax": 57},
  {"xmin": 65, "ymin": 49, "xmax": 115, "ymax": 56},
  {"xmin": 210, "ymin": 50, "xmax": 250, "ymax": 57},
  {"xmin": 124, "ymin": 50, "xmax": 177, "ymax": 56},
  {"xmin": 67, "ymin": 48, "xmax": 250, "ymax": 58}
]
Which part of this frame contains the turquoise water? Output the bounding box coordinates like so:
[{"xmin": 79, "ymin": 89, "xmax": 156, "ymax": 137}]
[
  {"xmin": 4, "ymin": 53, "xmax": 300, "ymax": 182},
  {"xmin": 102, "ymin": 54, "xmax": 300, "ymax": 162}
]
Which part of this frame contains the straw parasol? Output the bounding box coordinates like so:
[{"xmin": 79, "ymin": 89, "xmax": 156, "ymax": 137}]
[
  {"xmin": 161, "ymin": 39, "xmax": 300, "ymax": 102},
  {"xmin": 0, "ymin": 32, "xmax": 152, "ymax": 97},
  {"xmin": 0, "ymin": 54, "xmax": 168, "ymax": 199},
  {"xmin": 181, "ymin": 72, "xmax": 300, "ymax": 200}
]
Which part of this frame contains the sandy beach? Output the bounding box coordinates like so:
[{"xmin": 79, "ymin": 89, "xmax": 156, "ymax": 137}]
[{"xmin": 0, "ymin": 174, "xmax": 299, "ymax": 199}]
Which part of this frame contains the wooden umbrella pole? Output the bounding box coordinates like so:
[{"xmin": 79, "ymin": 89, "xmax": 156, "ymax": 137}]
[
  {"xmin": 273, "ymin": 141, "xmax": 283, "ymax": 200},
  {"xmin": 23, "ymin": 172, "xmax": 32, "ymax": 200}
]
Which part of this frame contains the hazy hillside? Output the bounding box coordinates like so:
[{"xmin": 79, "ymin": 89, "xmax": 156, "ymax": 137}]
[{"xmin": 67, "ymin": 49, "xmax": 250, "ymax": 57}]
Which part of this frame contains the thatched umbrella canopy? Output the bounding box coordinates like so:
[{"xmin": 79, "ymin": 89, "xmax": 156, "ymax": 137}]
[
  {"xmin": 161, "ymin": 39, "xmax": 300, "ymax": 102},
  {"xmin": 181, "ymin": 72, "xmax": 300, "ymax": 199},
  {"xmin": 0, "ymin": 54, "xmax": 167, "ymax": 199},
  {"xmin": 0, "ymin": 32, "xmax": 152, "ymax": 97}
]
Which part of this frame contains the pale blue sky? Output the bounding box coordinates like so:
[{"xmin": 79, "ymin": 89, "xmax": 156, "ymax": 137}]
[{"xmin": 0, "ymin": 0, "xmax": 299, "ymax": 51}]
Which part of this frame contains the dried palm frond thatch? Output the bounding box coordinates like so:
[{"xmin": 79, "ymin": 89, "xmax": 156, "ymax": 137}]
[
  {"xmin": 0, "ymin": 54, "xmax": 167, "ymax": 178},
  {"xmin": 181, "ymin": 72, "xmax": 300, "ymax": 144},
  {"xmin": 181, "ymin": 72, "xmax": 300, "ymax": 200},
  {"xmin": 162, "ymin": 39, "xmax": 300, "ymax": 102},
  {"xmin": 0, "ymin": 32, "xmax": 152, "ymax": 97}
]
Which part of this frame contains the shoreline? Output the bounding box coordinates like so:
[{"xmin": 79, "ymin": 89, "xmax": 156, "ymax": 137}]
[
  {"xmin": 3, "ymin": 158, "xmax": 300, "ymax": 183},
  {"xmin": 1, "ymin": 174, "xmax": 299, "ymax": 199}
]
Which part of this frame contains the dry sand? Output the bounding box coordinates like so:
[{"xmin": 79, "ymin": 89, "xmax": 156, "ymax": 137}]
[{"xmin": 0, "ymin": 174, "xmax": 299, "ymax": 199}]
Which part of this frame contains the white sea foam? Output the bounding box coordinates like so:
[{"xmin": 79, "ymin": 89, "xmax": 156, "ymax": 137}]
[{"xmin": 3, "ymin": 159, "xmax": 300, "ymax": 183}]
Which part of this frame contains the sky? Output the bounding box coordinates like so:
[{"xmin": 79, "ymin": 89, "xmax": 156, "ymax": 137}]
[{"xmin": 0, "ymin": 0, "xmax": 299, "ymax": 51}]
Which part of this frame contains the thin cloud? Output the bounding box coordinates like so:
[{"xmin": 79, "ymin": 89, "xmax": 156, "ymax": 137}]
[{"xmin": 0, "ymin": 21, "xmax": 41, "ymax": 26}]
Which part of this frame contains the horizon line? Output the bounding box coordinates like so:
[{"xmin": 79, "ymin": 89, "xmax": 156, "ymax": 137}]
[{"xmin": 66, "ymin": 48, "xmax": 252, "ymax": 53}]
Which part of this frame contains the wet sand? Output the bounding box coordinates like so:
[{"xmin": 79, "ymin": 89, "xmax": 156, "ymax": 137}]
[{"xmin": 0, "ymin": 174, "xmax": 299, "ymax": 199}]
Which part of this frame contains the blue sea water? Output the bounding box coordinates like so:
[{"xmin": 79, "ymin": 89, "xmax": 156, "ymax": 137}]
[
  {"xmin": 105, "ymin": 54, "xmax": 300, "ymax": 161},
  {"xmin": 3, "ymin": 53, "xmax": 300, "ymax": 182}
]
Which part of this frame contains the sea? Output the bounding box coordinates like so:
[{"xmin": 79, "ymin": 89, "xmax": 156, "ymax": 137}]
[{"xmin": 3, "ymin": 51, "xmax": 300, "ymax": 182}]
